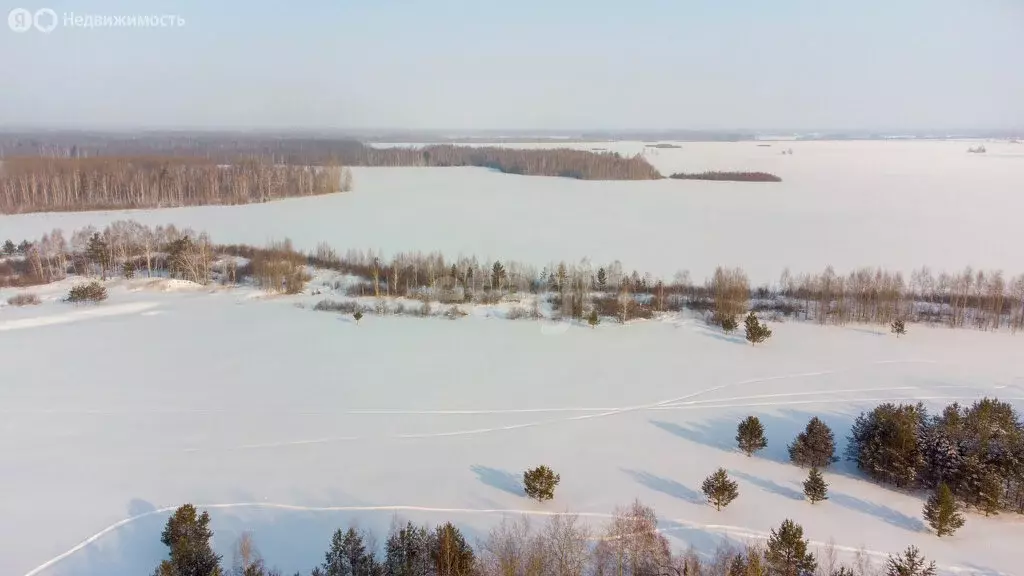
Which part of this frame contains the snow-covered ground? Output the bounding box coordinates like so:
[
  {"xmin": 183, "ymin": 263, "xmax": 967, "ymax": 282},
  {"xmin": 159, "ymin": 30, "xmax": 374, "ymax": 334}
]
[
  {"xmin": 1, "ymin": 276, "xmax": 1023, "ymax": 576},
  {"xmin": 2, "ymin": 140, "xmax": 1023, "ymax": 283},
  {"xmin": 2, "ymin": 140, "xmax": 1023, "ymax": 575}
]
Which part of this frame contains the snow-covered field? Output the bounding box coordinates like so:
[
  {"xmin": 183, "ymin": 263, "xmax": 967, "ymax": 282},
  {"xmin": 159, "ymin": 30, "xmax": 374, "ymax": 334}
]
[
  {"xmin": 1, "ymin": 276, "xmax": 1023, "ymax": 576},
  {"xmin": 2, "ymin": 140, "xmax": 1024, "ymax": 575},
  {"xmin": 2, "ymin": 140, "xmax": 1023, "ymax": 283}
]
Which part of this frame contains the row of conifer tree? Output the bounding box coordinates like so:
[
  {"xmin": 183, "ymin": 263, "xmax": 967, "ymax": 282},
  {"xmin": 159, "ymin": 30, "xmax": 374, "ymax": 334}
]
[{"xmin": 151, "ymin": 501, "xmax": 943, "ymax": 576}]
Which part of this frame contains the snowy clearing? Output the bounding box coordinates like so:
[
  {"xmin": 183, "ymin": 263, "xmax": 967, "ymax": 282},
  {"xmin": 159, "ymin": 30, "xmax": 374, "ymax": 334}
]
[
  {"xmin": 1, "ymin": 278, "xmax": 1022, "ymax": 576},
  {"xmin": 2, "ymin": 140, "xmax": 1023, "ymax": 283}
]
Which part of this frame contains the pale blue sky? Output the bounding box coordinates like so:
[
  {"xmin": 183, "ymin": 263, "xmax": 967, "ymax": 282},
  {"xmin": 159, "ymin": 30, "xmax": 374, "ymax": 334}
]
[{"xmin": 1, "ymin": 0, "xmax": 1022, "ymax": 131}]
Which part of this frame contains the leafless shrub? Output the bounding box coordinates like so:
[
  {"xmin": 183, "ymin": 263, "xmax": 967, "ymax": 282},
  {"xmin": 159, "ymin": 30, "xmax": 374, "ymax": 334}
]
[
  {"xmin": 313, "ymin": 299, "xmax": 368, "ymax": 314},
  {"xmin": 418, "ymin": 301, "xmax": 433, "ymax": 317},
  {"xmin": 6, "ymin": 293, "xmax": 40, "ymax": 306},
  {"xmin": 506, "ymin": 306, "xmax": 530, "ymax": 320},
  {"xmin": 474, "ymin": 291, "xmax": 503, "ymax": 305},
  {"xmin": 249, "ymin": 239, "xmax": 311, "ymax": 294},
  {"xmin": 444, "ymin": 305, "xmax": 467, "ymax": 320}
]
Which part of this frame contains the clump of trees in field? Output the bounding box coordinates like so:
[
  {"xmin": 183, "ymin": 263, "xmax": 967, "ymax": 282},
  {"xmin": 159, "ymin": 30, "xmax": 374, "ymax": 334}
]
[
  {"xmin": 66, "ymin": 281, "xmax": 107, "ymax": 303},
  {"xmin": 0, "ymin": 221, "xmax": 312, "ymax": 294},
  {"xmin": 152, "ymin": 501, "xmax": 939, "ymax": 576},
  {"xmin": 669, "ymin": 171, "xmax": 782, "ymax": 182},
  {"xmin": 847, "ymin": 397, "xmax": 1024, "ymax": 516},
  {"xmin": 0, "ymin": 156, "xmax": 349, "ymax": 214}
]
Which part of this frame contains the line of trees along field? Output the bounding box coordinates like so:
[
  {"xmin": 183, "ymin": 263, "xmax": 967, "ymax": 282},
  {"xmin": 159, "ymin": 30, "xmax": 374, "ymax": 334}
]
[
  {"xmin": 3, "ymin": 222, "xmax": 1024, "ymax": 333},
  {"xmin": 152, "ymin": 500, "xmax": 942, "ymax": 576},
  {"xmin": 0, "ymin": 157, "xmax": 349, "ymax": 213},
  {"xmin": 0, "ymin": 133, "xmax": 662, "ymax": 182}
]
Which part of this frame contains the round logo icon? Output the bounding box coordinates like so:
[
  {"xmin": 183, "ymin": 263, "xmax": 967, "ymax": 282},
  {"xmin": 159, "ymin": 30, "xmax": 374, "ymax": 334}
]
[
  {"xmin": 34, "ymin": 8, "xmax": 57, "ymax": 32},
  {"xmin": 7, "ymin": 7, "xmax": 33, "ymax": 32}
]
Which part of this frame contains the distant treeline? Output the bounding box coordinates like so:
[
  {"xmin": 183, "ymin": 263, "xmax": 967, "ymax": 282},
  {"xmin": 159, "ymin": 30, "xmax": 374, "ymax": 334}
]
[
  {"xmin": 0, "ymin": 156, "xmax": 349, "ymax": 214},
  {"xmin": 5, "ymin": 222, "xmax": 1023, "ymax": 335},
  {"xmin": 669, "ymin": 171, "xmax": 782, "ymax": 182},
  {"xmin": 0, "ymin": 133, "xmax": 662, "ymax": 181}
]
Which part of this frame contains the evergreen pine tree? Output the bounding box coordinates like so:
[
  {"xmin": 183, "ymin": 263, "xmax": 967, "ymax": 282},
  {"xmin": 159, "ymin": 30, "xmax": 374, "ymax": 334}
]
[
  {"xmin": 727, "ymin": 554, "xmax": 747, "ymax": 576},
  {"xmin": 3, "ymin": 239, "xmax": 15, "ymax": 255},
  {"xmin": 491, "ymin": 261, "xmax": 506, "ymax": 291},
  {"xmin": 597, "ymin": 268, "xmax": 607, "ymax": 289},
  {"xmin": 86, "ymin": 232, "xmax": 110, "ymax": 280},
  {"xmin": 154, "ymin": 504, "xmax": 222, "ymax": 576},
  {"xmin": 385, "ymin": 521, "xmax": 432, "ymax": 576},
  {"xmin": 587, "ymin": 309, "xmax": 600, "ymax": 328},
  {"xmin": 764, "ymin": 519, "xmax": 816, "ymax": 576},
  {"xmin": 885, "ymin": 546, "xmax": 936, "ymax": 576},
  {"xmin": 803, "ymin": 468, "xmax": 829, "ymax": 504},
  {"xmin": 701, "ymin": 468, "xmax": 740, "ymax": 511},
  {"xmin": 744, "ymin": 311, "xmax": 772, "ymax": 345},
  {"xmin": 523, "ymin": 465, "xmax": 560, "ymax": 501},
  {"xmin": 321, "ymin": 527, "xmax": 381, "ymax": 576},
  {"xmin": 789, "ymin": 417, "xmax": 838, "ymax": 469},
  {"xmin": 922, "ymin": 482, "xmax": 964, "ymax": 537},
  {"xmin": 353, "ymin": 310, "xmax": 363, "ymax": 324},
  {"xmin": 846, "ymin": 403, "xmax": 926, "ymax": 488},
  {"xmin": 721, "ymin": 315, "xmax": 739, "ymax": 334},
  {"xmin": 736, "ymin": 415, "xmax": 767, "ymax": 456},
  {"xmin": 978, "ymin": 472, "xmax": 1003, "ymax": 516},
  {"xmin": 890, "ymin": 319, "xmax": 907, "ymax": 337}
]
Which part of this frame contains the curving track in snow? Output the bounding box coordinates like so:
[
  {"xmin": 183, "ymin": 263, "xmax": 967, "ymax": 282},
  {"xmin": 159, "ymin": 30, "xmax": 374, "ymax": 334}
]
[
  {"xmin": 22, "ymin": 502, "xmax": 1009, "ymax": 576},
  {"xmin": 21, "ymin": 358, "xmax": 1018, "ymax": 576}
]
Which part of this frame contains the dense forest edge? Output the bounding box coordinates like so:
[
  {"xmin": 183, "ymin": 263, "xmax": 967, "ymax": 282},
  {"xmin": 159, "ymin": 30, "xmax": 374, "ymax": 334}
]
[
  {"xmin": 0, "ymin": 157, "xmax": 350, "ymax": 213},
  {"xmin": 0, "ymin": 134, "xmax": 663, "ymax": 209}
]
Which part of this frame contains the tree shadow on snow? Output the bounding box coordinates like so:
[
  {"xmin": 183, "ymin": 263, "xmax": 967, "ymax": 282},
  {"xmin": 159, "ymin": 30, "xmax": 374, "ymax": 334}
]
[
  {"xmin": 650, "ymin": 420, "xmax": 736, "ymax": 452},
  {"xmin": 693, "ymin": 326, "xmax": 748, "ymax": 346},
  {"xmin": 828, "ymin": 491, "xmax": 926, "ymax": 533},
  {"xmin": 49, "ymin": 498, "xmax": 488, "ymax": 576},
  {"xmin": 658, "ymin": 519, "xmax": 748, "ymax": 557},
  {"xmin": 471, "ymin": 465, "xmax": 525, "ymax": 497},
  {"xmin": 621, "ymin": 469, "xmax": 705, "ymax": 504},
  {"xmin": 962, "ymin": 563, "xmax": 1008, "ymax": 576},
  {"xmin": 650, "ymin": 409, "xmax": 863, "ymax": 479},
  {"xmin": 730, "ymin": 470, "xmax": 803, "ymax": 501},
  {"xmin": 49, "ymin": 498, "xmax": 169, "ymax": 576}
]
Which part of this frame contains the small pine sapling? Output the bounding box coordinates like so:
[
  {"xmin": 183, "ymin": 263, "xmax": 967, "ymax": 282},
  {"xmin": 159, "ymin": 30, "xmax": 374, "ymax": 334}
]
[
  {"xmin": 736, "ymin": 415, "xmax": 767, "ymax": 456},
  {"xmin": 890, "ymin": 318, "xmax": 907, "ymax": 338},
  {"xmin": 587, "ymin": 309, "xmax": 600, "ymax": 328},
  {"xmin": 721, "ymin": 315, "xmax": 738, "ymax": 333},
  {"xmin": 922, "ymin": 482, "xmax": 964, "ymax": 537},
  {"xmin": 353, "ymin": 310, "xmax": 363, "ymax": 325},
  {"xmin": 803, "ymin": 468, "xmax": 829, "ymax": 504},
  {"xmin": 744, "ymin": 311, "xmax": 772, "ymax": 345},
  {"xmin": 701, "ymin": 467, "xmax": 739, "ymax": 511}
]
